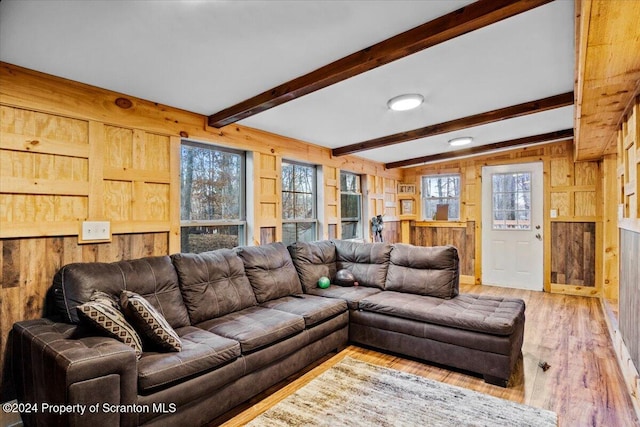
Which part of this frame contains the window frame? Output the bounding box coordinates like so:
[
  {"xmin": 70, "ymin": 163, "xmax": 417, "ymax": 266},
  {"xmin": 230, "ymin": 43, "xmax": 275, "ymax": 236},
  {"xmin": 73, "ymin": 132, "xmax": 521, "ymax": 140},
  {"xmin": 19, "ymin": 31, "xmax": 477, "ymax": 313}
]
[
  {"xmin": 180, "ymin": 140, "xmax": 246, "ymax": 251},
  {"xmin": 420, "ymin": 173, "xmax": 462, "ymax": 221},
  {"xmin": 281, "ymin": 160, "xmax": 318, "ymax": 244}
]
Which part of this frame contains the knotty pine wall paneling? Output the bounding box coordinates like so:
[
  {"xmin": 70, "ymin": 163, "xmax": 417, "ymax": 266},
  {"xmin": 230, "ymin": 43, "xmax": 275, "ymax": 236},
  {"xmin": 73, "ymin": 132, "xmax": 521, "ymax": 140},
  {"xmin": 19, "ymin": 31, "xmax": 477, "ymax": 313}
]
[
  {"xmin": 323, "ymin": 166, "xmax": 340, "ymax": 240},
  {"xmin": 250, "ymin": 152, "xmax": 282, "ymax": 245}
]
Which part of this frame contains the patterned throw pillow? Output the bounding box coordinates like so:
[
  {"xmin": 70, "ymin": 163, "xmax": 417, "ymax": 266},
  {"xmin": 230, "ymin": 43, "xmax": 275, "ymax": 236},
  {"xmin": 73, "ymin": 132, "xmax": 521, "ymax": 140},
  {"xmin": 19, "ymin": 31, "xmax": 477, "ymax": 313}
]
[
  {"xmin": 120, "ymin": 290, "xmax": 182, "ymax": 352},
  {"xmin": 77, "ymin": 291, "xmax": 143, "ymax": 359}
]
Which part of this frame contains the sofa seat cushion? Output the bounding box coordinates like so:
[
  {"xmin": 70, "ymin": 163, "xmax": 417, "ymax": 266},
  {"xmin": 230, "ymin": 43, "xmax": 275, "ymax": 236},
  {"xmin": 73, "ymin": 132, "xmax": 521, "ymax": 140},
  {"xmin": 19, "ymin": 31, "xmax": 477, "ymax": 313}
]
[
  {"xmin": 358, "ymin": 292, "xmax": 525, "ymax": 336},
  {"xmin": 137, "ymin": 326, "xmax": 240, "ymax": 393},
  {"xmin": 197, "ymin": 306, "xmax": 305, "ymax": 353},
  {"xmin": 349, "ymin": 310, "xmax": 521, "ymax": 356},
  {"xmin": 260, "ymin": 295, "xmax": 347, "ymax": 327},
  {"xmin": 305, "ymin": 285, "xmax": 382, "ymax": 310},
  {"xmin": 332, "ymin": 240, "xmax": 391, "ymax": 289}
]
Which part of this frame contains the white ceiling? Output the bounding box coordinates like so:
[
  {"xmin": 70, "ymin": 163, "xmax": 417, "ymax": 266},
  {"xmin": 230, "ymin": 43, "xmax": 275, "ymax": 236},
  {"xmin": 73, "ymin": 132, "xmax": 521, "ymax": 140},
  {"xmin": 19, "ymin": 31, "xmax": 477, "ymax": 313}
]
[{"xmin": 0, "ymin": 0, "xmax": 575, "ymax": 167}]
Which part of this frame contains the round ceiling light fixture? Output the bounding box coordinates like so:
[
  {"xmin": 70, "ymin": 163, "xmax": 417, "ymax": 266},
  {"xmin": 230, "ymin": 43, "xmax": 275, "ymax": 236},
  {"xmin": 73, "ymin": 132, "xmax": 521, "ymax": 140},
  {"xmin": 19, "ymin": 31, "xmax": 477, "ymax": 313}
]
[
  {"xmin": 448, "ymin": 137, "xmax": 473, "ymax": 147},
  {"xmin": 387, "ymin": 94, "xmax": 424, "ymax": 111}
]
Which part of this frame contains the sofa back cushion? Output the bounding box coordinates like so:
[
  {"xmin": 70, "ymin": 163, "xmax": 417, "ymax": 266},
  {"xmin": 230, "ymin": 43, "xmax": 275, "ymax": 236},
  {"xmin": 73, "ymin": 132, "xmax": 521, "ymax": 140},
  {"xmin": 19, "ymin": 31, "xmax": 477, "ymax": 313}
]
[
  {"xmin": 332, "ymin": 240, "xmax": 391, "ymax": 289},
  {"xmin": 171, "ymin": 249, "xmax": 257, "ymax": 324},
  {"xmin": 236, "ymin": 242, "xmax": 303, "ymax": 303},
  {"xmin": 385, "ymin": 244, "xmax": 459, "ymax": 298},
  {"xmin": 52, "ymin": 256, "xmax": 190, "ymax": 328},
  {"xmin": 287, "ymin": 241, "xmax": 337, "ymax": 292}
]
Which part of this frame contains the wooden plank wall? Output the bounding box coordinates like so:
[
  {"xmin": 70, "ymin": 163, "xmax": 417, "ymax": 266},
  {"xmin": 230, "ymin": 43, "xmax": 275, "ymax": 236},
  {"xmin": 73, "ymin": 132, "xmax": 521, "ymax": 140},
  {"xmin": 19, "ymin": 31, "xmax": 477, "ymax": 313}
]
[
  {"xmin": 0, "ymin": 233, "xmax": 168, "ymax": 399},
  {"xmin": 402, "ymin": 140, "xmax": 602, "ymax": 293},
  {"xmin": 411, "ymin": 221, "xmax": 475, "ymax": 277},
  {"xmin": 550, "ymin": 222, "xmax": 596, "ymax": 286}
]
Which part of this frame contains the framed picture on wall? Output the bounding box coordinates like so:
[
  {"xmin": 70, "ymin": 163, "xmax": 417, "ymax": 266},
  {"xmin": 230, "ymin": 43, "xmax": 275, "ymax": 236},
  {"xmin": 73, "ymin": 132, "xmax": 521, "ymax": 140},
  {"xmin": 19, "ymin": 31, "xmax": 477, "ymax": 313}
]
[
  {"xmin": 398, "ymin": 183, "xmax": 416, "ymax": 195},
  {"xmin": 401, "ymin": 199, "xmax": 414, "ymax": 215}
]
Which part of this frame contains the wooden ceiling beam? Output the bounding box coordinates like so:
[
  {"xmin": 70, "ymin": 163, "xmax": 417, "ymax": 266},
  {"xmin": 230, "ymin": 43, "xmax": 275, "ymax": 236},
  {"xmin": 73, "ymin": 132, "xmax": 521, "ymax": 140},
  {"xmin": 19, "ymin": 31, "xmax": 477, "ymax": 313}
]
[
  {"xmin": 385, "ymin": 128, "xmax": 574, "ymax": 168},
  {"xmin": 332, "ymin": 91, "xmax": 574, "ymax": 157},
  {"xmin": 207, "ymin": 0, "xmax": 554, "ymax": 128}
]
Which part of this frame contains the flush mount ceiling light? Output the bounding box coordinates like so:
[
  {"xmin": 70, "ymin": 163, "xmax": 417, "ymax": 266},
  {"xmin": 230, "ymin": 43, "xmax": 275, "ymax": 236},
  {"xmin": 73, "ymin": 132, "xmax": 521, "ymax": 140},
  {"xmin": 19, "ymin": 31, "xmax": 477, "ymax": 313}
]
[
  {"xmin": 448, "ymin": 137, "xmax": 473, "ymax": 147},
  {"xmin": 387, "ymin": 94, "xmax": 424, "ymax": 111}
]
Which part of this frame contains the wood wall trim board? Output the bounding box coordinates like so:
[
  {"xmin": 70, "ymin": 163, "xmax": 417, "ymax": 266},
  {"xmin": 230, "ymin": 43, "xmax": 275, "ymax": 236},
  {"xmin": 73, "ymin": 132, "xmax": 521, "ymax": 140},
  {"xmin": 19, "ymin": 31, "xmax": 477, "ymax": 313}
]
[
  {"xmin": 207, "ymin": 0, "xmax": 553, "ymax": 128},
  {"xmin": 412, "ymin": 221, "xmax": 468, "ymax": 228},
  {"xmin": 0, "ymin": 177, "xmax": 89, "ymax": 196},
  {"xmin": 169, "ymin": 136, "xmax": 181, "ymax": 254},
  {"xmin": 88, "ymin": 122, "xmax": 105, "ymax": 220},
  {"xmin": 0, "ymin": 221, "xmax": 80, "ymax": 238},
  {"xmin": 543, "ymin": 155, "xmax": 552, "ymax": 293},
  {"xmin": 0, "ymin": 132, "xmax": 89, "ymax": 158},
  {"xmin": 110, "ymin": 221, "xmax": 170, "ymax": 234},
  {"xmin": 103, "ymin": 167, "xmax": 172, "ymax": 183}
]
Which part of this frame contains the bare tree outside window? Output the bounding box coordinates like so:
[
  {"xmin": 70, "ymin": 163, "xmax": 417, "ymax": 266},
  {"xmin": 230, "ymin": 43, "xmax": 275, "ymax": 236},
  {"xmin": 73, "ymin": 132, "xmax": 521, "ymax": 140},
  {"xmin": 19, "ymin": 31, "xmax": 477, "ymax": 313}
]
[
  {"xmin": 421, "ymin": 174, "xmax": 461, "ymax": 220},
  {"xmin": 282, "ymin": 161, "xmax": 317, "ymax": 245},
  {"xmin": 180, "ymin": 141, "xmax": 245, "ymax": 252}
]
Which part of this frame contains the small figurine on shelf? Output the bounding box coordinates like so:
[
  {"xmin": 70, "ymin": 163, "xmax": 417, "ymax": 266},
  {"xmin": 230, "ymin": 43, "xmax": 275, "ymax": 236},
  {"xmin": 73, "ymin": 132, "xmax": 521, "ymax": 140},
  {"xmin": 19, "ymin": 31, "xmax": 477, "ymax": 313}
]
[{"xmin": 371, "ymin": 215, "xmax": 384, "ymax": 242}]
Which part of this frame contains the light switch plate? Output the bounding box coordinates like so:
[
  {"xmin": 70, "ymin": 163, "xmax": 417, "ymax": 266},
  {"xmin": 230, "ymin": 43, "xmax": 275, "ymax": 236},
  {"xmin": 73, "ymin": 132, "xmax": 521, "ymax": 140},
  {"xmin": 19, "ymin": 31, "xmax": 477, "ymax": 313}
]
[
  {"xmin": 550, "ymin": 209, "xmax": 558, "ymax": 218},
  {"xmin": 81, "ymin": 221, "xmax": 111, "ymax": 241}
]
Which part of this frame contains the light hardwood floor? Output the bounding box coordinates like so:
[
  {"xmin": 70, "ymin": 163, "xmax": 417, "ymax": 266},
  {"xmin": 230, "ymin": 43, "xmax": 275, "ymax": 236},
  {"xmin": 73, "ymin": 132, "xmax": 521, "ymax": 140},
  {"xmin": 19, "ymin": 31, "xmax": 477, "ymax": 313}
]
[{"xmin": 215, "ymin": 285, "xmax": 640, "ymax": 427}]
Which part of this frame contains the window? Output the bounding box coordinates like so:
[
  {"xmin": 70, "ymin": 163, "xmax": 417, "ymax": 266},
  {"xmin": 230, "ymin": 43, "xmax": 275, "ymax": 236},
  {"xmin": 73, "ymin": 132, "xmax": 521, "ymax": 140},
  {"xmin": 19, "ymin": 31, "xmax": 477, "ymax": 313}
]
[
  {"xmin": 340, "ymin": 171, "xmax": 362, "ymax": 240},
  {"xmin": 282, "ymin": 161, "xmax": 317, "ymax": 245},
  {"xmin": 421, "ymin": 174, "xmax": 461, "ymax": 220},
  {"xmin": 491, "ymin": 172, "xmax": 531, "ymax": 230},
  {"xmin": 180, "ymin": 141, "xmax": 245, "ymax": 253}
]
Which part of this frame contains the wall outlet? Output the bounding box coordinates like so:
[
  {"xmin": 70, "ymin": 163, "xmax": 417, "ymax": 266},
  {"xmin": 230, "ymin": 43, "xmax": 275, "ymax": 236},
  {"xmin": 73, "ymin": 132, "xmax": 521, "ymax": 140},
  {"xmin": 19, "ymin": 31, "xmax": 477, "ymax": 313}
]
[
  {"xmin": 82, "ymin": 221, "xmax": 111, "ymax": 241},
  {"xmin": 550, "ymin": 209, "xmax": 558, "ymax": 218}
]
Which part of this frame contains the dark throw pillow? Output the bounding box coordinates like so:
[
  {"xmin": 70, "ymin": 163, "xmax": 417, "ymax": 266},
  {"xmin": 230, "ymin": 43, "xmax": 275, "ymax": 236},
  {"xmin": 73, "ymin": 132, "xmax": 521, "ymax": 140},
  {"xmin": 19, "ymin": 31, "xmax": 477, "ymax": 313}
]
[
  {"xmin": 120, "ymin": 290, "xmax": 182, "ymax": 352},
  {"xmin": 77, "ymin": 291, "xmax": 143, "ymax": 359}
]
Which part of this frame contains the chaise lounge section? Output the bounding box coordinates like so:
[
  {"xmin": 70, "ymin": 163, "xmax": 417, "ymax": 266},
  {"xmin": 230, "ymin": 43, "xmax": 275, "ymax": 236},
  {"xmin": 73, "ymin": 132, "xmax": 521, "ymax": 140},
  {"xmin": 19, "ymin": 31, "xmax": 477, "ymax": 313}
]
[
  {"xmin": 288, "ymin": 239, "xmax": 525, "ymax": 387},
  {"xmin": 12, "ymin": 240, "xmax": 525, "ymax": 426}
]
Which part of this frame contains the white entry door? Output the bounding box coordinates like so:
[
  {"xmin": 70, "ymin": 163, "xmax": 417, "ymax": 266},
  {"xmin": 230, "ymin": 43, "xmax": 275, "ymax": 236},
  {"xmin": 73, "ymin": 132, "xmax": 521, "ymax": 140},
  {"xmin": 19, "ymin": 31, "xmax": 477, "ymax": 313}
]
[{"xmin": 481, "ymin": 162, "xmax": 543, "ymax": 291}]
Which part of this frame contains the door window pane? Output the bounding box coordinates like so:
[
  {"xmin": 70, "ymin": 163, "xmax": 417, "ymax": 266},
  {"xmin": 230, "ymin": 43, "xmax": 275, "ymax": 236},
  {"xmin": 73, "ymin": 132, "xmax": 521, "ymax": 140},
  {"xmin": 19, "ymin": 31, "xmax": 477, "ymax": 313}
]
[{"xmin": 492, "ymin": 172, "xmax": 531, "ymax": 230}]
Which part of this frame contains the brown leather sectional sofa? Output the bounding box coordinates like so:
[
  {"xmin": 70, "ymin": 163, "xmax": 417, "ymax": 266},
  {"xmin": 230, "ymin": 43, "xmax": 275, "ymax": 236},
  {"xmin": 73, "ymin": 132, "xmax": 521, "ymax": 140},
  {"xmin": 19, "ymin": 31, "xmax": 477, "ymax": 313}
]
[{"xmin": 12, "ymin": 240, "xmax": 525, "ymax": 427}]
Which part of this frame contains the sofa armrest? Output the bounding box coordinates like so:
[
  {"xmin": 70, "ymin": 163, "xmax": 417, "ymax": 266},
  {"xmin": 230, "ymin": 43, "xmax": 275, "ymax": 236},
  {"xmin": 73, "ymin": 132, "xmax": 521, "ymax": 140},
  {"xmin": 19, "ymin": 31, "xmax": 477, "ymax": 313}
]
[{"xmin": 12, "ymin": 318, "xmax": 137, "ymax": 427}]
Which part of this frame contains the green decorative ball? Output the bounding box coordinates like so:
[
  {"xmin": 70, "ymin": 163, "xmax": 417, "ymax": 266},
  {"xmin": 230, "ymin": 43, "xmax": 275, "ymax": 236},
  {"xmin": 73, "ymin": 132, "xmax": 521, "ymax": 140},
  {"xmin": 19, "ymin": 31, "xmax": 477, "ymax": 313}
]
[{"xmin": 317, "ymin": 276, "xmax": 331, "ymax": 289}]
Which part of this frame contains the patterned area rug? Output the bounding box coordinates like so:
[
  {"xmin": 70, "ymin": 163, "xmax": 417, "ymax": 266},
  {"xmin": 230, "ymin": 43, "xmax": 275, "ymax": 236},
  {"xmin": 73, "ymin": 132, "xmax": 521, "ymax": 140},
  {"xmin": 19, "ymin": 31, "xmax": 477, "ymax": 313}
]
[{"xmin": 247, "ymin": 357, "xmax": 557, "ymax": 427}]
